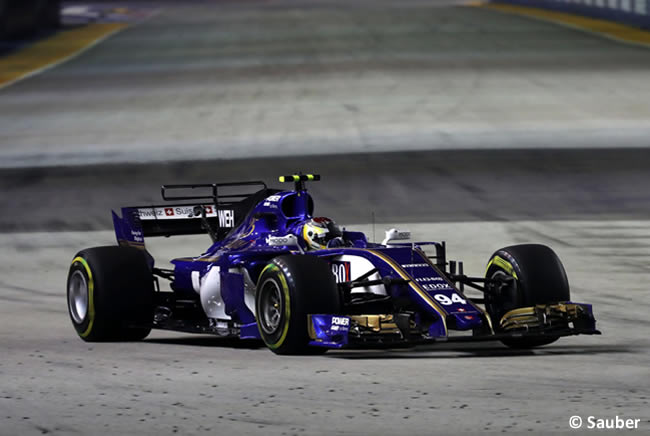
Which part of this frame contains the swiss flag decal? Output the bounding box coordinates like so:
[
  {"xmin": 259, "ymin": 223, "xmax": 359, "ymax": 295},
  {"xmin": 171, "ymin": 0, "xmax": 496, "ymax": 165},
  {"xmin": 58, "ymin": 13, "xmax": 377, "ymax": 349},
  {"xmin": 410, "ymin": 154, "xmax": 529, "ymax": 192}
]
[{"xmin": 165, "ymin": 208, "xmax": 174, "ymax": 216}]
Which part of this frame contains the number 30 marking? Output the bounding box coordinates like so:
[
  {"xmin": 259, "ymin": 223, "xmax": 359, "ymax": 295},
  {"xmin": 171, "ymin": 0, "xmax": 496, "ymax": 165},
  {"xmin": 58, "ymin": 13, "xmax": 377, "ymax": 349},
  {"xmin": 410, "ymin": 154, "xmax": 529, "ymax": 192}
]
[{"xmin": 433, "ymin": 293, "xmax": 467, "ymax": 306}]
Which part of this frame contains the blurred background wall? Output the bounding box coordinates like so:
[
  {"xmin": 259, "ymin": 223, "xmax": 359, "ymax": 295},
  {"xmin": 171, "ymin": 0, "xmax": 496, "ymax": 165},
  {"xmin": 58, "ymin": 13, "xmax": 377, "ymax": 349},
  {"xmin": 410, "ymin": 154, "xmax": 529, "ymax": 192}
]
[
  {"xmin": 496, "ymin": 0, "xmax": 650, "ymax": 28},
  {"xmin": 0, "ymin": 0, "xmax": 60, "ymax": 40}
]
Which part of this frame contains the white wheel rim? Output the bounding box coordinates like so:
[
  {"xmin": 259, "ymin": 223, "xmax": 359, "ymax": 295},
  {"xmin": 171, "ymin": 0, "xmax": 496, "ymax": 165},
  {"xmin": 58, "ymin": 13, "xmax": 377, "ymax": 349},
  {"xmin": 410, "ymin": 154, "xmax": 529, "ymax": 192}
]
[
  {"xmin": 68, "ymin": 270, "xmax": 89, "ymax": 324},
  {"xmin": 259, "ymin": 278, "xmax": 282, "ymax": 335}
]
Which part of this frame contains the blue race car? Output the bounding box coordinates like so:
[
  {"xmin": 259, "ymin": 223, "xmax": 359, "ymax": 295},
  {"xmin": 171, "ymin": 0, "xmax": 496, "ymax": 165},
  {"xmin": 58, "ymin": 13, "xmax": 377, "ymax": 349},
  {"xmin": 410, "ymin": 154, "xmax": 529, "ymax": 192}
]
[{"xmin": 66, "ymin": 174, "xmax": 599, "ymax": 354}]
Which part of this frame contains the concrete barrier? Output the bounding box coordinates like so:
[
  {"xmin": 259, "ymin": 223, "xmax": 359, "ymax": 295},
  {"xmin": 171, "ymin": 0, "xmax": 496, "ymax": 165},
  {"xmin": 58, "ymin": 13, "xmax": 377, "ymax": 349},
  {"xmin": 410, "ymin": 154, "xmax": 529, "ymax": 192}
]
[
  {"xmin": 0, "ymin": 0, "xmax": 60, "ymax": 40},
  {"xmin": 494, "ymin": 0, "xmax": 650, "ymax": 29}
]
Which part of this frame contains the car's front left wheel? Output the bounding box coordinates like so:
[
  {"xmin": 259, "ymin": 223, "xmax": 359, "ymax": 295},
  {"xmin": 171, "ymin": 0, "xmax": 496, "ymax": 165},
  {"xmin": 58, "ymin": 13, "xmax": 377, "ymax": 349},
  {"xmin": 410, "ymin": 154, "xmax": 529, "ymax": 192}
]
[{"xmin": 256, "ymin": 255, "xmax": 340, "ymax": 355}]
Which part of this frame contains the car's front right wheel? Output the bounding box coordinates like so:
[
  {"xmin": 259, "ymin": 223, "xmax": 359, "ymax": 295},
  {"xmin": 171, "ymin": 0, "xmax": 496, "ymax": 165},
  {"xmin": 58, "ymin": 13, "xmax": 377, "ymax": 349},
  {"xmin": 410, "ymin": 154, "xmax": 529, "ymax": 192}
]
[{"xmin": 485, "ymin": 244, "xmax": 570, "ymax": 349}]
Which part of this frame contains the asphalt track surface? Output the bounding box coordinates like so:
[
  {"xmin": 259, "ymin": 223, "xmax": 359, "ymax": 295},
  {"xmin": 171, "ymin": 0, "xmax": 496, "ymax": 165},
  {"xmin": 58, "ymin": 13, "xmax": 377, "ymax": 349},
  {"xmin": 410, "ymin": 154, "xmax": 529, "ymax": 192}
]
[
  {"xmin": 1, "ymin": 0, "xmax": 649, "ymax": 435},
  {"xmin": 2, "ymin": 0, "xmax": 650, "ymax": 167}
]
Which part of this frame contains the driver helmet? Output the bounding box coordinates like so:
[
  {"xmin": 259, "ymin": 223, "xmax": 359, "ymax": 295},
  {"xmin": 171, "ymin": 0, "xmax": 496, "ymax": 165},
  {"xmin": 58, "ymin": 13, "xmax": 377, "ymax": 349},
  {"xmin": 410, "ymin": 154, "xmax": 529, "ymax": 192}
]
[{"xmin": 302, "ymin": 217, "xmax": 343, "ymax": 250}]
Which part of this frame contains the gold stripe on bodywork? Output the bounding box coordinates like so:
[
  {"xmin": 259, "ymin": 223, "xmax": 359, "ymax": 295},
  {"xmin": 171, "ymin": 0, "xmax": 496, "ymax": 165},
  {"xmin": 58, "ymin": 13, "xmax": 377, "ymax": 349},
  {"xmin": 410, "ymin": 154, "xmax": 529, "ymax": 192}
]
[
  {"xmin": 480, "ymin": 308, "xmax": 495, "ymax": 334},
  {"xmin": 240, "ymin": 220, "xmax": 256, "ymax": 238},
  {"xmin": 415, "ymin": 247, "xmax": 494, "ymax": 334},
  {"xmin": 363, "ymin": 249, "xmax": 448, "ymax": 332},
  {"xmin": 174, "ymin": 256, "xmax": 221, "ymax": 263}
]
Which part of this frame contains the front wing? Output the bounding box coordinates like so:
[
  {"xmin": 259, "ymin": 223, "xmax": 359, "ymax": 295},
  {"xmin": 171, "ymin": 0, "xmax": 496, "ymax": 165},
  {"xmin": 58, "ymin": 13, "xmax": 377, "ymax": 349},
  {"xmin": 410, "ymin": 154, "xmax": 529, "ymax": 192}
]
[{"xmin": 307, "ymin": 302, "xmax": 600, "ymax": 349}]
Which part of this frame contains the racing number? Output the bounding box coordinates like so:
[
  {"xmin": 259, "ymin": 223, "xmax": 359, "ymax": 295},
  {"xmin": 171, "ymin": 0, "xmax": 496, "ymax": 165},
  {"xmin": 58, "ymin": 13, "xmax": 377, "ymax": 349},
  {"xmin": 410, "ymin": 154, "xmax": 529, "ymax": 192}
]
[
  {"xmin": 330, "ymin": 262, "xmax": 351, "ymax": 283},
  {"xmin": 434, "ymin": 293, "xmax": 467, "ymax": 306}
]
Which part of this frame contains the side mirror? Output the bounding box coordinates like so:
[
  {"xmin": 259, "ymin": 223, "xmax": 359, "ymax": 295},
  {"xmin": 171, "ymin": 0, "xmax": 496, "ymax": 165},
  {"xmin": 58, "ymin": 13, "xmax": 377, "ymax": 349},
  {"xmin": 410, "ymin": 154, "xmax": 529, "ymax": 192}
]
[{"xmin": 382, "ymin": 228, "xmax": 411, "ymax": 246}]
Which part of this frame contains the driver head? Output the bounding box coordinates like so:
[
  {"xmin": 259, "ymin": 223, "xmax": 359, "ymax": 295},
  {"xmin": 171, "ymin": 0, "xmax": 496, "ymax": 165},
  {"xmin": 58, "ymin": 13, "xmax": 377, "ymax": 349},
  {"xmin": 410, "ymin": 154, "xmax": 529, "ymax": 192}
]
[{"xmin": 302, "ymin": 217, "xmax": 342, "ymax": 250}]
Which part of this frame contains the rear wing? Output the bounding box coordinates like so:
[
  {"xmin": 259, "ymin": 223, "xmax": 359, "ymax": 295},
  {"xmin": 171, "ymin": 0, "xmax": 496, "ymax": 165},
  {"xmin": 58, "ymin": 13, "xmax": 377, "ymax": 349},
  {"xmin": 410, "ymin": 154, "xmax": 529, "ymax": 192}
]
[{"xmin": 112, "ymin": 181, "xmax": 278, "ymax": 248}]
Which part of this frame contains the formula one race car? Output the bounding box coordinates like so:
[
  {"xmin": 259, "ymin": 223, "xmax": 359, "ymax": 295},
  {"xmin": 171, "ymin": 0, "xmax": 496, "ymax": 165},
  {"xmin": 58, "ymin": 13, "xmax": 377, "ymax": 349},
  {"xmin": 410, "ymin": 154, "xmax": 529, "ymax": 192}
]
[{"xmin": 66, "ymin": 174, "xmax": 599, "ymax": 354}]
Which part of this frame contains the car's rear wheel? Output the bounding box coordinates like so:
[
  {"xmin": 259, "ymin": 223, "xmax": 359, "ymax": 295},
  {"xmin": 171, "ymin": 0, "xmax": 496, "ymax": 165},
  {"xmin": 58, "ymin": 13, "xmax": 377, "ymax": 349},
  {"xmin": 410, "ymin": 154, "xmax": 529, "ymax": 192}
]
[
  {"xmin": 485, "ymin": 244, "xmax": 570, "ymax": 349},
  {"xmin": 67, "ymin": 246, "xmax": 155, "ymax": 342},
  {"xmin": 256, "ymin": 255, "xmax": 340, "ymax": 355}
]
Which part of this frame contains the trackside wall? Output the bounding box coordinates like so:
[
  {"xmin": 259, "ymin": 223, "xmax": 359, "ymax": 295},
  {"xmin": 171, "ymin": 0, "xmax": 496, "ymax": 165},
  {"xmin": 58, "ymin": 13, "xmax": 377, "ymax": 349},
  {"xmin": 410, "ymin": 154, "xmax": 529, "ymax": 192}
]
[
  {"xmin": 0, "ymin": 0, "xmax": 60, "ymax": 40},
  {"xmin": 493, "ymin": 0, "xmax": 650, "ymax": 29}
]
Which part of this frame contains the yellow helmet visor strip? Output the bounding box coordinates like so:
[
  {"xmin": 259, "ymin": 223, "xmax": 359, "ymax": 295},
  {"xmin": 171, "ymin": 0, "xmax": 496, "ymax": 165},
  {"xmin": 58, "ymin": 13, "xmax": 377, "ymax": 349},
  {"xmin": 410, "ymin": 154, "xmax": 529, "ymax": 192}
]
[{"xmin": 303, "ymin": 223, "xmax": 328, "ymax": 249}]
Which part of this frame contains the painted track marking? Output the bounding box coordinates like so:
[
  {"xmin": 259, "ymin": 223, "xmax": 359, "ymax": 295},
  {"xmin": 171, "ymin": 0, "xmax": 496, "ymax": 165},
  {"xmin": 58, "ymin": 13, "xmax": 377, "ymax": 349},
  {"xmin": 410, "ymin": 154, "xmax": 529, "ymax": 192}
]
[
  {"xmin": 0, "ymin": 23, "xmax": 127, "ymax": 91},
  {"xmin": 476, "ymin": 2, "xmax": 650, "ymax": 49}
]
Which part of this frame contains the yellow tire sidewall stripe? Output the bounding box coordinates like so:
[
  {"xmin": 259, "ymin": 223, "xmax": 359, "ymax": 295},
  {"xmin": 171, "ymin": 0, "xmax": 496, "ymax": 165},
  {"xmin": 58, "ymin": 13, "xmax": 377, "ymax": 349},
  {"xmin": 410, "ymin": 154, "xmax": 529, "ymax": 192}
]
[
  {"xmin": 258, "ymin": 263, "xmax": 292, "ymax": 349},
  {"xmin": 272, "ymin": 271, "xmax": 291, "ymax": 349},
  {"xmin": 72, "ymin": 256, "xmax": 95, "ymax": 338},
  {"xmin": 486, "ymin": 255, "xmax": 519, "ymax": 279}
]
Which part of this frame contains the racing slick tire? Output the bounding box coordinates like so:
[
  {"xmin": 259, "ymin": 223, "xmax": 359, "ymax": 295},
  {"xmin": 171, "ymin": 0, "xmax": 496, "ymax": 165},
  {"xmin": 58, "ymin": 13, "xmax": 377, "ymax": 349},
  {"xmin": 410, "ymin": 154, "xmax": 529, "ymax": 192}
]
[
  {"xmin": 67, "ymin": 246, "xmax": 155, "ymax": 342},
  {"xmin": 256, "ymin": 255, "xmax": 340, "ymax": 355},
  {"xmin": 485, "ymin": 244, "xmax": 570, "ymax": 349}
]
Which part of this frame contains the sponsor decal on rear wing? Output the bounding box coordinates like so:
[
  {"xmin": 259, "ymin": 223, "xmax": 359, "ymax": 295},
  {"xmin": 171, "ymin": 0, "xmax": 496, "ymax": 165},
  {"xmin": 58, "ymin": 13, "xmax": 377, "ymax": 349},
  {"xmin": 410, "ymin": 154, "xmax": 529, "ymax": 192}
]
[
  {"xmin": 136, "ymin": 205, "xmax": 235, "ymax": 227},
  {"xmin": 113, "ymin": 205, "xmax": 237, "ymax": 247}
]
